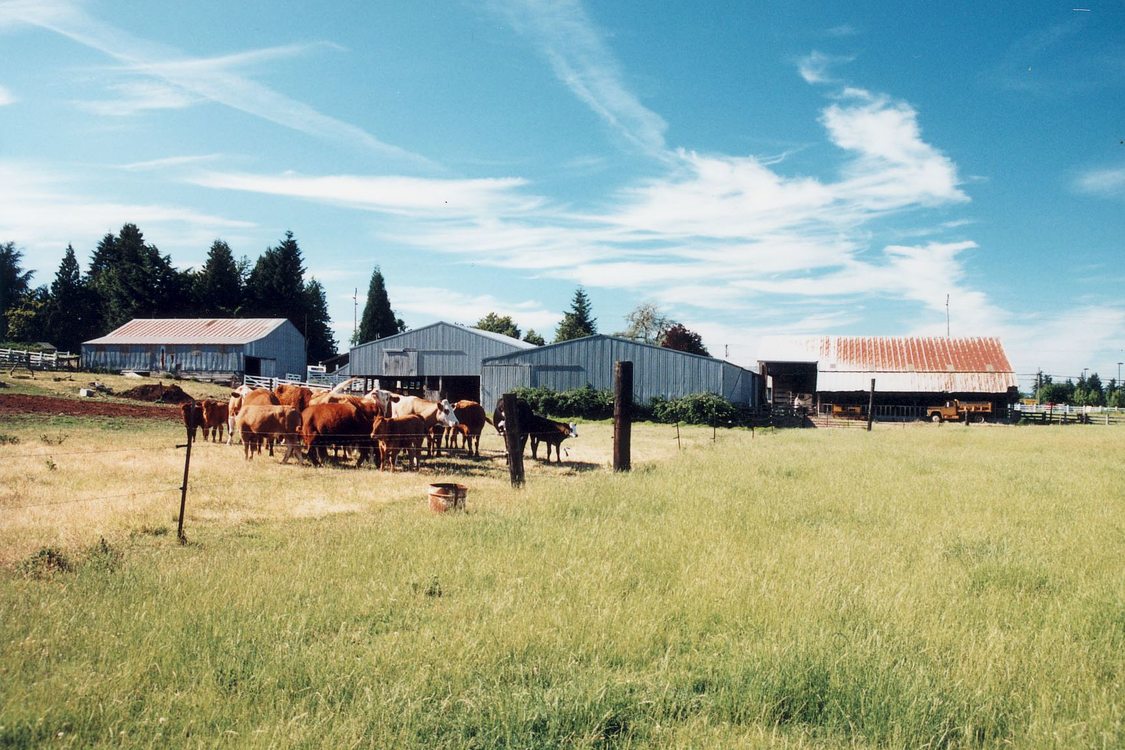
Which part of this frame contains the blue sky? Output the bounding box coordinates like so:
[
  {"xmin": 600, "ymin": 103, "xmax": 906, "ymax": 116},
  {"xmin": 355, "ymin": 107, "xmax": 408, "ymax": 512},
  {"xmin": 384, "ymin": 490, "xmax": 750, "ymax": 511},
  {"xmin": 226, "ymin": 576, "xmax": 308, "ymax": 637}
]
[{"xmin": 1, "ymin": 1, "xmax": 1123, "ymax": 386}]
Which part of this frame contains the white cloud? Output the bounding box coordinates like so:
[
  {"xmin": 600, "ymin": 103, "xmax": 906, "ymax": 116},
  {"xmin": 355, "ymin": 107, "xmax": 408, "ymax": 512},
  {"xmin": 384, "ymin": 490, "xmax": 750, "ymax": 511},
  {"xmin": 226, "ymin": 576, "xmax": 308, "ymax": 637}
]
[
  {"xmin": 188, "ymin": 170, "xmax": 542, "ymax": 217},
  {"xmin": 0, "ymin": 0, "xmax": 431, "ymax": 166},
  {"xmin": 0, "ymin": 161, "xmax": 256, "ymax": 271},
  {"xmin": 797, "ymin": 51, "xmax": 853, "ymax": 84},
  {"xmin": 0, "ymin": 84, "xmax": 14, "ymax": 106},
  {"xmin": 492, "ymin": 0, "xmax": 669, "ymax": 157},
  {"xmin": 392, "ymin": 286, "xmax": 561, "ymax": 331},
  {"xmin": 1074, "ymin": 165, "xmax": 1125, "ymax": 198},
  {"xmin": 120, "ymin": 154, "xmax": 224, "ymax": 171},
  {"xmin": 75, "ymin": 80, "xmax": 199, "ymax": 116}
]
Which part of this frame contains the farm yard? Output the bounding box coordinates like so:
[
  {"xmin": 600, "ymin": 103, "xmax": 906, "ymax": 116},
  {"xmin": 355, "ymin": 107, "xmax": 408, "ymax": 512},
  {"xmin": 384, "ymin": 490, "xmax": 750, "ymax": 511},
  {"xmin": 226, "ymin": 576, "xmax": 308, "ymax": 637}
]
[{"xmin": 1, "ymin": 375, "xmax": 1123, "ymax": 748}]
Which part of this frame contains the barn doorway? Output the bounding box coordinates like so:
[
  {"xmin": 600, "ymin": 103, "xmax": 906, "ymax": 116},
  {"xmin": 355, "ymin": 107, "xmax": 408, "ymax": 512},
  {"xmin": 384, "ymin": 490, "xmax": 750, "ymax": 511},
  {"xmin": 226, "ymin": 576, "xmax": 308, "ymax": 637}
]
[
  {"xmin": 440, "ymin": 376, "xmax": 481, "ymax": 404},
  {"xmin": 245, "ymin": 356, "xmax": 262, "ymax": 376}
]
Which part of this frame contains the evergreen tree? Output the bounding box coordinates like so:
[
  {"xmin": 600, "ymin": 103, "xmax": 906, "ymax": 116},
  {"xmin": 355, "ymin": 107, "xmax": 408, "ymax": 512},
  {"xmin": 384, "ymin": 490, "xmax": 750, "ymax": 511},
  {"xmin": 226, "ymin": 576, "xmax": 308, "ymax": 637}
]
[
  {"xmin": 475, "ymin": 312, "xmax": 520, "ymax": 339},
  {"xmin": 1, "ymin": 241, "xmax": 34, "ymax": 339},
  {"xmin": 522, "ymin": 329, "xmax": 546, "ymax": 346},
  {"xmin": 44, "ymin": 245, "xmax": 98, "ymax": 351},
  {"xmin": 553, "ymin": 287, "xmax": 597, "ymax": 342},
  {"xmin": 244, "ymin": 231, "xmax": 307, "ymax": 326},
  {"xmin": 87, "ymin": 224, "xmax": 188, "ymax": 330},
  {"xmin": 356, "ymin": 266, "xmax": 404, "ymax": 343},
  {"xmin": 193, "ymin": 239, "xmax": 243, "ymax": 316},
  {"xmin": 303, "ymin": 278, "xmax": 338, "ymax": 363},
  {"xmin": 660, "ymin": 323, "xmax": 710, "ymax": 356}
]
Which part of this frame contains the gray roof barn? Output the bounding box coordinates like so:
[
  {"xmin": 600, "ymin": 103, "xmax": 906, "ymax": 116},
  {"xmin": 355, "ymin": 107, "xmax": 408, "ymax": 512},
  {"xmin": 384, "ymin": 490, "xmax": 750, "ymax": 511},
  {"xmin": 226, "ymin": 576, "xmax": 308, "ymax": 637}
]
[
  {"xmin": 82, "ymin": 318, "xmax": 305, "ymax": 378},
  {"xmin": 480, "ymin": 334, "xmax": 760, "ymax": 412},
  {"xmin": 347, "ymin": 321, "xmax": 535, "ymax": 402}
]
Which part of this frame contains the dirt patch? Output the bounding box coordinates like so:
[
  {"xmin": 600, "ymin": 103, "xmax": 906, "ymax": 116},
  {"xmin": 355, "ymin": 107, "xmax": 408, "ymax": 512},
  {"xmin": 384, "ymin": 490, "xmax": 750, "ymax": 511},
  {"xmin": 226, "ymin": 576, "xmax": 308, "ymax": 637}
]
[
  {"xmin": 0, "ymin": 393, "xmax": 180, "ymax": 421},
  {"xmin": 117, "ymin": 383, "xmax": 194, "ymax": 404}
]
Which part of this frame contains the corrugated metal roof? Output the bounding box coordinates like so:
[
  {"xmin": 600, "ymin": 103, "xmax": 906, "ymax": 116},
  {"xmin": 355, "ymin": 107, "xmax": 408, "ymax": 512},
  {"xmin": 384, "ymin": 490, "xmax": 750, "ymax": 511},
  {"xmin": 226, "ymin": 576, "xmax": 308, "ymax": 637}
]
[
  {"xmin": 757, "ymin": 336, "xmax": 1017, "ymax": 393},
  {"xmin": 85, "ymin": 318, "xmax": 290, "ymax": 345}
]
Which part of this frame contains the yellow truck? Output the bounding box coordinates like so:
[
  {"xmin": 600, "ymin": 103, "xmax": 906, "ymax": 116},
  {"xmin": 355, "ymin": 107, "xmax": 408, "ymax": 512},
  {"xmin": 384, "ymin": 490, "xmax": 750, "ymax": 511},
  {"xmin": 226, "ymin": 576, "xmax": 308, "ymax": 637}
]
[{"xmin": 926, "ymin": 399, "xmax": 992, "ymax": 423}]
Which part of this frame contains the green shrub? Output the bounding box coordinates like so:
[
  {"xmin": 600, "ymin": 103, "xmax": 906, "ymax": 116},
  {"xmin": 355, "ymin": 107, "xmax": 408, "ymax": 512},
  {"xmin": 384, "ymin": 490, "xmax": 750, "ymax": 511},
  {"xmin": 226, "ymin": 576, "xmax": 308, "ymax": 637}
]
[
  {"xmin": 513, "ymin": 386, "xmax": 745, "ymax": 426},
  {"xmin": 648, "ymin": 392, "xmax": 740, "ymax": 426}
]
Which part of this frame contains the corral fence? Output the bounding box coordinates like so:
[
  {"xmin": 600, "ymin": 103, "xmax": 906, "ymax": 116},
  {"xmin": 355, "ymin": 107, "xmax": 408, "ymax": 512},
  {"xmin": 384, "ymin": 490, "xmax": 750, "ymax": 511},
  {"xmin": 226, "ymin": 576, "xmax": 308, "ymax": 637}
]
[
  {"xmin": 1012, "ymin": 403, "xmax": 1124, "ymax": 426},
  {"xmin": 241, "ymin": 373, "xmax": 355, "ymax": 392},
  {"xmin": 0, "ymin": 347, "xmax": 80, "ymax": 373}
]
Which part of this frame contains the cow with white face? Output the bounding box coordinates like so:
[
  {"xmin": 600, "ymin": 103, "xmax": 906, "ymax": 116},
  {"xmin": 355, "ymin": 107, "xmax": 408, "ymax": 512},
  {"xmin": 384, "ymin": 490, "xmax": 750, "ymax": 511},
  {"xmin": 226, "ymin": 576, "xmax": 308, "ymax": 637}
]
[{"xmin": 391, "ymin": 396, "xmax": 458, "ymax": 456}]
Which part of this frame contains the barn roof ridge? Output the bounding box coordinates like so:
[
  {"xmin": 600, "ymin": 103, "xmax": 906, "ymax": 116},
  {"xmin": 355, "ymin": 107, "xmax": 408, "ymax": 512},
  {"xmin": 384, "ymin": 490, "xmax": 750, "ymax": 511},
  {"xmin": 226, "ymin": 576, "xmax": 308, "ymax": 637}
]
[
  {"xmin": 350, "ymin": 321, "xmax": 535, "ymax": 351},
  {"xmin": 481, "ymin": 333, "xmax": 737, "ymax": 366},
  {"xmin": 84, "ymin": 318, "xmax": 294, "ymax": 346}
]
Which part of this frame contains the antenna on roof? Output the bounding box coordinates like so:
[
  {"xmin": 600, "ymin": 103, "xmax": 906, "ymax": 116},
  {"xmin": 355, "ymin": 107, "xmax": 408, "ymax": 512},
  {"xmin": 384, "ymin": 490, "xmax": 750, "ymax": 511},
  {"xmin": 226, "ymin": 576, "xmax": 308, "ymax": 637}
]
[{"xmin": 946, "ymin": 294, "xmax": 950, "ymax": 338}]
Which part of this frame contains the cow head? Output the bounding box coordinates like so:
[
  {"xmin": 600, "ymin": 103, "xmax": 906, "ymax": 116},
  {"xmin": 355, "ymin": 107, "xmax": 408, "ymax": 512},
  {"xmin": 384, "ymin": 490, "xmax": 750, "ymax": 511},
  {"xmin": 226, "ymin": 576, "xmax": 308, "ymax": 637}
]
[
  {"xmin": 365, "ymin": 388, "xmax": 400, "ymax": 417},
  {"xmin": 437, "ymin": 399, "xmax": 460, "ymax": 427},
  {"xmin": 568, "ymin": 422, "xmax": 578, "ymax": 437}
]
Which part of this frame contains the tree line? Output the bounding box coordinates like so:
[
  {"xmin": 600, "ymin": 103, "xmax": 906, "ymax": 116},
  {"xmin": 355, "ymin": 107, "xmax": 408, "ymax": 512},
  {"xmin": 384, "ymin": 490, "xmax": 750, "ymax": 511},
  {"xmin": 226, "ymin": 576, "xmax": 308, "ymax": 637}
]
[
  {"xmin": 1034, "ymin": 371, "xmax": 1125, "ymax": 408},
  {"xmin": 3, "ymin": 232, "xmax": 713, "ymax": 365},
  {"xmin": 1, "ymin": 226, "xmax": 338, "ymax": 362}
]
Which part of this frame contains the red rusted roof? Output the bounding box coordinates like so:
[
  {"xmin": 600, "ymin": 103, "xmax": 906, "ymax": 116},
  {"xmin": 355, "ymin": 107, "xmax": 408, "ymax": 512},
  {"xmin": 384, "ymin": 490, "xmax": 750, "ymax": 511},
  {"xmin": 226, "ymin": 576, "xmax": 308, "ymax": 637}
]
[
  {"xmin": 85, "ymin": 318, "xmax": 292, "ymax": 346},
  {"xmin": 757, "ymin": 336, "xmax": 1018, "ymax": 393}
]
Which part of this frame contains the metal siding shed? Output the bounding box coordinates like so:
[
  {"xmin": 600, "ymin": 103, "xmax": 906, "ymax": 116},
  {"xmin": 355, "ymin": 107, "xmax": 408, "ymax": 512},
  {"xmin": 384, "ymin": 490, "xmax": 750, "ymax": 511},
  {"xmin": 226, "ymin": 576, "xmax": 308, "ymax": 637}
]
[
  {"xmin": 348, "ymin": 322, "xmax": 534, "ymax": 377},
  {"xmin": 480, "ymin": 335, "xmax": 759, "ymax": 412},
  {"xmin": 81, "ymin": 318, "xmax": 305, "ymax": 376}
]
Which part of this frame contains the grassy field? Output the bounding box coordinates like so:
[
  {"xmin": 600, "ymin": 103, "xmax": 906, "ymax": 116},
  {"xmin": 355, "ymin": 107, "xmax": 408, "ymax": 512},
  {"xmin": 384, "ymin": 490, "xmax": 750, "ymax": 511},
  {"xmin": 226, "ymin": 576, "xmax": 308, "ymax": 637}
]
[{"xmin": 1, "ymin": 402, "xmax": 1123, "ymax": 747}]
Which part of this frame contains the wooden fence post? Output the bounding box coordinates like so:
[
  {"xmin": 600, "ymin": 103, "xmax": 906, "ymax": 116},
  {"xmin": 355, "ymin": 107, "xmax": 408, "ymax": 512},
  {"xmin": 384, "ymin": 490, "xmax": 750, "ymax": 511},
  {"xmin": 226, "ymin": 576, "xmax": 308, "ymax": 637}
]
[
  {"xmin": 502, "ymin": 392, "xmax": 525, "ymax": 488},
  {"xmin": 176, "ymin": 428, "xmax": 193, "ymax": 544},
  {"xmin": 866, "ymin": 378, "xmax": 876, "ymax": 432},
  {"xmin": 675, "ymin": 423, "xmax": 681, "ymax": 451},
  {"xmin": 613, "ymin": 361, "xmax": 633, "ymax": 472}
]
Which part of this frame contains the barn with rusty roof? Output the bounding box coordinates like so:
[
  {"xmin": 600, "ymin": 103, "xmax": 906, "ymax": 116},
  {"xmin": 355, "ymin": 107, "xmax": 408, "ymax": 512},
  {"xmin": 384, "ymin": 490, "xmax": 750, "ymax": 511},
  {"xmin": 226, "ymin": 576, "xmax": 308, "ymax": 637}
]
[
  {"xmin": 82, "ymin": 318, "xmax": 306, "ymax": 379},
  {"xmin": 756, "ymin": 336, "xmax": 1019, "ymax": 420}
]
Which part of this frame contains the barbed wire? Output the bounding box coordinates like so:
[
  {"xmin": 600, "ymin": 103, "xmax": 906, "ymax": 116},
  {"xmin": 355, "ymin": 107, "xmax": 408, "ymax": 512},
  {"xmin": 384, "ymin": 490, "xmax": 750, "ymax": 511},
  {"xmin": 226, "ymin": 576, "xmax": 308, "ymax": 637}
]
[
  {"xmin": 3, "ymin": 485, "xmax": 182, "ymax": 510},
  {"xmin": 0, "ymin": 444, "xmax": 185, "ymax": 459}
]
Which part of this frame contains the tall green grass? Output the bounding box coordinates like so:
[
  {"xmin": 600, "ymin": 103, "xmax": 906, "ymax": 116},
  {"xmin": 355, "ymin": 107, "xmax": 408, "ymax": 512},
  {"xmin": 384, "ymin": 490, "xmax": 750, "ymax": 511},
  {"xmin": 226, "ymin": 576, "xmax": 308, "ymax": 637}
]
[{"xmin": 1, "ymin": 425, "xmax": 1123, "ymax": 747}]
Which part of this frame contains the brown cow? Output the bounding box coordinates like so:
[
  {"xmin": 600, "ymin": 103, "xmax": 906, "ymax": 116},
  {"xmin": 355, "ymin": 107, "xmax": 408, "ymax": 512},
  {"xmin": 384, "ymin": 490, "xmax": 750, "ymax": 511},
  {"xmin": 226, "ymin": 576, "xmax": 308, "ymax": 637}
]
[
  {"xmin": 227, "ymin": 386, "xmax": 280, "ymax": 447},
  {"xmin": 199, "ymin": 399, "xmax": 228, "ymax": 442},
  {"xmin": 236, "ymin": 405, "xmax": 303, "ymax": 463},
  {"xmin": 179, "ymin": 401, "xmax": 203, "ymax": 441},
  {"xmin": 371, "ymin": 414, "xmax": 426, "ymax": 471},
  {"xmin": 300, "ymin": 401, "xmax": 380, "ymax": 467},
  {"xmin": 274, "ymin": 383, "xmax": 314, "ymax": 412},
  {"xmin": 443, "ymin": 400, "xmax": 489, "ymax": 456}
]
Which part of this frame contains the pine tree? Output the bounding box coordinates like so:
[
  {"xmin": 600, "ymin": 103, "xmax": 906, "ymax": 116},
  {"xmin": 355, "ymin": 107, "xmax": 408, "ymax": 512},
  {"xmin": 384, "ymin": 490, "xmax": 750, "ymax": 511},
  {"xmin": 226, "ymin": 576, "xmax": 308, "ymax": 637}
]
[
  {"xmin": 1, "ymin": 242, "xmax": 35, "ymax": 339},
  {"xmin": 244, "ymin": 231, "xmax": 307, "ymax": 326},
  {"xmin": 356, "ymin": 266, "xmax": 404, "ymax": 343},
  {"xmin": 476, "ymin": 312, "xmax": 520, "ymax": 339},
  {"xmin": 522, "ymin": 329, "xmax": 546, "ymax": 346},
  {"xmin": 193, "ymin": 239, "xmax": 242, "ymax": 316},
  {"xmin": 87, "ymin": 224, "xmax": 189, "ymax": 330},
  {"xmin": 303, "ymin": 278, "xmax": 338, "ymax": 363},
  {"xmin": 44, "ymin": 245, "xmax": 98, "ymax": 351},
  {"xmin": 553, "ymin": 287, "xmax": 597, "ymax": 342}
]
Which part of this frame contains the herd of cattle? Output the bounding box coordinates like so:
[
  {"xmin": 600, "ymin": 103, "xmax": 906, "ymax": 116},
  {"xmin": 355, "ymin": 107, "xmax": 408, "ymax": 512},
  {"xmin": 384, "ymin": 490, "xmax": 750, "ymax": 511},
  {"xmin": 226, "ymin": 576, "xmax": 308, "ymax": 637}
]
[{"xmin": 179, "ymin": 380, "xmax": 578, "ymax": 471}]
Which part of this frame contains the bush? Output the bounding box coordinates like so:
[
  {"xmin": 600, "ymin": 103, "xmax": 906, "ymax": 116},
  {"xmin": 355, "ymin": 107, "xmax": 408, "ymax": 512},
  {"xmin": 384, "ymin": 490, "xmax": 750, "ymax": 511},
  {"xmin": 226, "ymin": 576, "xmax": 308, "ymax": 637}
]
[{"xmin": 513, "ymin": 386, "xmax": 745, "ymax": 426}]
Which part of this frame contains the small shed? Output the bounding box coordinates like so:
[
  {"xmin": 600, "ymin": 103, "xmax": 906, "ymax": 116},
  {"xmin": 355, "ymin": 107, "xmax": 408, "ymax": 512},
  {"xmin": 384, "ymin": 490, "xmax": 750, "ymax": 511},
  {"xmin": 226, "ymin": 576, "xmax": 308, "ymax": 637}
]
[
  {"xmin": 347, "ymin": 322, "xmax": 535, "ymax": 402},
  {"xmin": 82, "ymin": 318, "xmax": 306, "ymax": 379},
  {"xmin": 756, "ymin": 336, "xmax": 1019, "ymax": 418},
  {"xmin": 480, "ymin": 334, "xmax": 760, "ymax": 413}
]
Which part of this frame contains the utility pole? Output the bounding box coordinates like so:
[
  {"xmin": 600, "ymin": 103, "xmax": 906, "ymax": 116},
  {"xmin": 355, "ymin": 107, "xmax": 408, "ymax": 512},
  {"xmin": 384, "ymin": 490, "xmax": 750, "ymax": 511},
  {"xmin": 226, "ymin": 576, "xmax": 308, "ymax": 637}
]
[
  {"xmin": 946, "ymin": 294, "xmax": 950, "ymax": 337},
  {"xmin": 353, "ymin": 287, "xmax": 358, "ymax": 342}
]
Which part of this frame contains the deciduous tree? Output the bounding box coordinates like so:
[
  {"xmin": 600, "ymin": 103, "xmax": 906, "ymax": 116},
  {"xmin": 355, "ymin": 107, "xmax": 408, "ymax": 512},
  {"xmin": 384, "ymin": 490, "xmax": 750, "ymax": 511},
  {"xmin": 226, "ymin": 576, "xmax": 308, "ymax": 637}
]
[
  {"xmin": 476, "ymin": 312, "xmax": 520, "ymax": 339},
  {"xmin": 660, "ymin": 323, "xmax": 710, "ymax": 356}
]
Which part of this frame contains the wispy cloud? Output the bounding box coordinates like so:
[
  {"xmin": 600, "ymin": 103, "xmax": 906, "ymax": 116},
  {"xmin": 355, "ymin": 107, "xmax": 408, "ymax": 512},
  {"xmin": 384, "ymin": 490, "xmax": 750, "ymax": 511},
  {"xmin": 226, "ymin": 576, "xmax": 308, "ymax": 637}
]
[
  {"xmin": 0, "ymin": 84, "xmax": 14, "ymax": 106},
  {"xmin": 187, "ymin": 170, "xmax": 543, "ymax": 217},
  {"xmin": 393, "ymin": 286, "xmax": 560, "ymax": 331},
  {"xmin": 0, "ymin": 0, "xmax": 432, "ymax": 166},
  {"xmin": 491, "ymin": 0, "xmax": 669, "ymax": 158},
  {"xmin": 0, "ymin": 160, "xmax": 255, "ymax": 270},
  {"xmin": 1074, "ymin": 165, "xmax": 1125, "ymax": 198},
  {"xmin": 797, "ymin": 51, "xmax": 854, "ymax": 84},
  {"xmin": 120, "ymin": 154, "xmax": 225, "ymax": 171}
]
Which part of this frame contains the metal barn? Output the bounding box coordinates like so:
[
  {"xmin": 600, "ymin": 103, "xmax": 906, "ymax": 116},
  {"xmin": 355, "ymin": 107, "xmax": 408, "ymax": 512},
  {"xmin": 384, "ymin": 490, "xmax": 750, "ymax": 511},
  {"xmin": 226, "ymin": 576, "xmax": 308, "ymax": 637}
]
[
  {"xmin": 347, "ymin": 322, "xmax": 535, "ymax": 402},
  {"xmin": 82, "ymin": 318, "xmax": 306, "ymax": 379},
  {"xmin": 480, "ymin": 335, "xmax": 760, "ymax": 412},
  {"xmin": 756, "ymin": 336, "xmax": 1019, "ymax": 419}
]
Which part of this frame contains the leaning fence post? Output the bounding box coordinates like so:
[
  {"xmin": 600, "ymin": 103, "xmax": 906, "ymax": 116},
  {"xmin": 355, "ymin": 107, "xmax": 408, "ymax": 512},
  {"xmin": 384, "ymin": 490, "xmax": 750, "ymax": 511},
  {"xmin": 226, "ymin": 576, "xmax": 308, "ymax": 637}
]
[
  {"xmin": 675, "ymin": 423, "xmax": 681, "ymax": 451},
  {"xmin": 866, "ymin": 378, "xmax": 876, "ymax": 432},
  {"xmin": 176, "ymin": 428, "xmax": 193, "ymax": 544},
  {"xmin": 502, "ymin": 392, "xmax": 525, "ymax": 488},
  {"xmin": 613, "ymin": 361, "xmax": 633, "ymax": 472}
]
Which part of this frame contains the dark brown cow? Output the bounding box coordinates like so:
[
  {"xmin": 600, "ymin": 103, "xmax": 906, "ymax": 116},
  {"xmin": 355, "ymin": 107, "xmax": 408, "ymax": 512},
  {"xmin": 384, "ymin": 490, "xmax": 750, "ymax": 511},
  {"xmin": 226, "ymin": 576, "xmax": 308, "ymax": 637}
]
[
  {"xmin": 199, "ymin": 399, "xmax": 228, "ymax": 442},
  {"xmin": 236, "ymin": 405, "xmax": 303, "ymax": 463},
  {"xmin": 371, "ymin": 414, "xmax": 426, "ymax": 471},
  {"xmin": 528, "ymin": 415, "xmax": 577, "ymax": 463},
  {"xmin": 444, "ymin": 400, "xmax": 489, "ymax": 456},
  {"xmin": 300, "ymin": 401, "xmax": 380, "ymax": 467},
  {"xmin": 179, "ymin": 401, "xmax": 203, "ymax": 441}
]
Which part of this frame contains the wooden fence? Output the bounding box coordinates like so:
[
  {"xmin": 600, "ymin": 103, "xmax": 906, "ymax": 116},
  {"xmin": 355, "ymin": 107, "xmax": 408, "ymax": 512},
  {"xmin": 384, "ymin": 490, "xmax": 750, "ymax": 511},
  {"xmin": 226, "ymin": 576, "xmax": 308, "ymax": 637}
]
[{"xmin": 0, "ymin": 347, "xmax": 79, "ymax": 372}]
